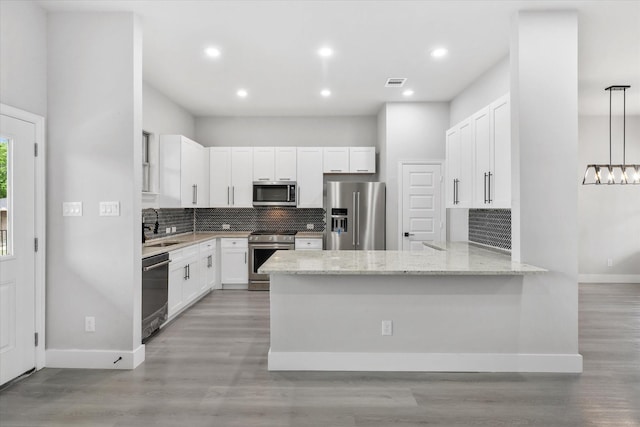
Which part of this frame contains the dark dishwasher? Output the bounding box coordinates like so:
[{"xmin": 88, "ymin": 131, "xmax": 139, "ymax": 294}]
[{"xmin": 142, "ymin": 252, "xmax": 170, "ymax": 342}]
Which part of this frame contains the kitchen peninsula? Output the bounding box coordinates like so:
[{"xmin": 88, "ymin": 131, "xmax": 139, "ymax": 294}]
[{"xmin": 261, "ymin": 243, "xmax": 582, "ymax": 373}]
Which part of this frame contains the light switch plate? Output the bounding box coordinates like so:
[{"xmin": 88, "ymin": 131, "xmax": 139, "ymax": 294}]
[
  {"xmin": 222, "ymin": 224, "xmax": 231, "ymax": 230},
  {"xmin": 99, "ymin": 201, "xmax": 120, "ymax": 216},
  {"xmin": 63, "ymin": 202, "xmax": 82, "ymax": 216}
]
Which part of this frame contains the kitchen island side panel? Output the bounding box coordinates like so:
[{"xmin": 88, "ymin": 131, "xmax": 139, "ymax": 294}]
[{"xmin": 268, "ymin": 274, "xmax": 582, "ymax": 373}]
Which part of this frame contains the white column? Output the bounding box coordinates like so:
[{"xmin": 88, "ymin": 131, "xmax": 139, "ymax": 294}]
[{"xmin": 510, "ymin": 11, "xmax": 581, "ymax": 364}]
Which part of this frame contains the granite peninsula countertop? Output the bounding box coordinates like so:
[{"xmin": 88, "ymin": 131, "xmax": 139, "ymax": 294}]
[
  {"xmin": 142, "ymin": 231, "xmax": 251, "ymax": 258},
  {"xmin": 259, "ymin": 242, "xmax": 546, "ymax": 276}
]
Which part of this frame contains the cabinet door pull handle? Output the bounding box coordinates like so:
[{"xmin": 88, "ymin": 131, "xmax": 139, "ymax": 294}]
[
  {"xmin": 244, "ymin": 252, "xmax": 247, "ymax": 264},
  {"xmin": 184, "ymin": 265, "xmax": 188, "ymax": 280},
  {"xmin": 330, "ymin": 169, "xmax": 342, "ymax": 172},
  {"xmin": 208, "ymin": 255, "xmax": 213, "ymax": 268},
  {"xmin": 192, "ymin": 184, "xmax": 197, "ymax": 205},
  {"xmin": 356, "ymin": 169, "xmax": 368, "ymax": 172},
  {"xmin": 279, "ymin": 178, "xmax": 290, "ymax": 181},
  {"xmin": 232, "ymin": 187, "xmax": 235, "ymax": 205},
  {"xmin": 227, "ymin": 186, "xmax": 230, "ymax": 205},
  {"xmin": 484, "ymin": 173, "xmax": 488, "ymax": 204},
  {"xmin": 488, "ymin": 172, "xmax": 492, "ymax": 203},
  {"xmin": 259, "ymin": 178, "xmax": 270, "ymax": 181}
]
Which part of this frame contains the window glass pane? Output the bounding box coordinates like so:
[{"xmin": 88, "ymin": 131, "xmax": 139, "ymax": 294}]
[{"xmin": 0, "ymin": 137, "xmax": 10, "ymax": 256}]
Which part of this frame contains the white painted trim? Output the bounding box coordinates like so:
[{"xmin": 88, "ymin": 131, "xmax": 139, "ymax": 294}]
[
  {"xmin": 397, "ymin": 160, "xmax": 447, "ymax": 250},
  {"xmin": 268, "ymin": 349, "xmax": 583, "ymax": 373},
  {"xmin": 0, "ymin": 104, "xmax": 46, "ymax": 371},
  {"xmin": 46, "ymin": 345, "xmax": 146, "ymax": 370},
  {"xmin": 579, "ymin": 274, "xmax": 640, "ymax": 284}
]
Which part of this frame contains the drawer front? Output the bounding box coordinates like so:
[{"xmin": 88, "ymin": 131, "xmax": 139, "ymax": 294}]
[
  {"xmin": 169, "ymin": 248, "xmax": 184, "ymax": 263},
  {"xmin": 295, "ymin": 238, "xmax": 323, "ymax": 250},
  {"xmin": 199, "ymin": 239, "xmax": 217, "ymax": 252},
  {"xmin": 182, "ymin": 244, "xmax": 200, "ymax": 259},
  {"xmin": 221, "ymin": 238, "xmax": 248, "ymax": 248}
]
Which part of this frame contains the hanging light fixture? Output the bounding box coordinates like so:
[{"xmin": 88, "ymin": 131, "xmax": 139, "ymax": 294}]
[{"xmin": 583, "ymin": 85, "xmax": 639, "ymax": 185}]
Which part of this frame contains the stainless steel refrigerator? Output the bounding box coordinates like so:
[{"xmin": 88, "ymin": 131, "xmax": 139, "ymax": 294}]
[{"xmin": 326, "ymin": 182, "xmax": 385, "ymax": 250}]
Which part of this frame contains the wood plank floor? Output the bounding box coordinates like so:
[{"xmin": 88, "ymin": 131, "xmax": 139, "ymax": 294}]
[{"xmin": 1, "ymin": 283, "xmax": 639, "ymax": 426}]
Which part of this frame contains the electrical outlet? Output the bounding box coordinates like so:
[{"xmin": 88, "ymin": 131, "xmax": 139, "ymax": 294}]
[
  {"xmin": 381, "ymin": 320, "xmax": 393, "ymax": 336},
  {"xmin": 99, "ymin": 201, "xmax": 120, "ymax": 216},
  {"xmin": 85, "ymin": 316, "xmax": 96, "ymax": 332},
  {"xmin": 607, "ymin": 258, "xmax": 613, "ymax": 267},
  {"xmin": 171, "ymin": 226, "xmax": 176, "ymax": 233},
  {"xmin": 222, "ymin": 224, "xmax": 231, "ymax": 230},
  {"xmin": 166, "ymin": 227, "xmax": 171, "ymax": 234},
  {"xmin": 306, "ymin": 224, "xmax": 314, "ymax": 230},
  {"xmin": 63, "ymin": 202, "xmax": 83, "ymax": 217}
]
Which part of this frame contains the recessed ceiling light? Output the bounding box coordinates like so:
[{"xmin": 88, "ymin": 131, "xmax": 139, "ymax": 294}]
[
  {"xmin": 237, "ymin": 89, "xmax": 248, "ymax": 98},
  {"xmin": 318, "ymin": 46, "xmax": 333, "ymax": 58},
  {"xmin": 321, "ymin": 89, "xmax": 331, "ymax": 97},
  {"xmin": 403, "ymin": 89, "xmax": 414, "ymax": 97},
  {"xmin": 205, "ymin": 47, "xmax": 221, "ymax": 58},
  {"xmin": 430, "ymin": 47, "xmax": 448, "ymax": 59}
]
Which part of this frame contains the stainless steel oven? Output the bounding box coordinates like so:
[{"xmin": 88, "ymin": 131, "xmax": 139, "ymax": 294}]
[{"xmin": 248, "ymin": 231, "xmax": 296, "ymax": 290}]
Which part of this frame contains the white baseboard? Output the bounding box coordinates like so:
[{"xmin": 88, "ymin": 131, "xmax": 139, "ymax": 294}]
[
  {"xmin": 579, "ymin": 274, "xmax": 640, "ymax": 284},
  {"xmin": 46, "ymin": 345, "xmax": 145, "ymax": 370},
  {"xmin": 268, "ymin": 350, "xmax": 583, "ymax": 373},
  {"xmin": 222, "ymin": 283, "xmax": 248, "ymax": 290}
]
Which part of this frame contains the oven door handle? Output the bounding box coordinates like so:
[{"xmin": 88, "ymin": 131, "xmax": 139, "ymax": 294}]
[
  {"xmin": 250, "ymin": 244, "xmax": 295, "ymax": 250},
  {"xmin": 143, "ymin": 259, "xmax": 171, "ymax": 272}
]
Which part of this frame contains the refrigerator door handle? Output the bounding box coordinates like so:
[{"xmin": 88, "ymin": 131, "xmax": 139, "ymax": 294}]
[
  {"xmin": 356, "ymin": 192, "xmax": 360, "ymax": 246},
  {"xmin": 352, "ymin": 192, "xmax": 357, "ymax": 246}
]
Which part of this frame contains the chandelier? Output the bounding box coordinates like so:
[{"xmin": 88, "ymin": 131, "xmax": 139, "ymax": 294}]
[{"xmin": 583, "ymin": 85, "xmax": 639, "ymax": 185}]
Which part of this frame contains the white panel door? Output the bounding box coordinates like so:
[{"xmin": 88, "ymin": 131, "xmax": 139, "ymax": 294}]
[
  {"xmin": 401, "ymin": 163, "xmax": 442, "ymax": 251},
  {"xmin": 231, "ymin": 147, "xmax": 253, "ymax": 207},
  {"xmin": 0, "ymin": 114, "xmax": 36, "ymax": 386},
  {"xmin": 296, "ymin": 147, "xmax": 323, "ymax": 208},
  {"xmin": 209, "ymin": 147, "xmax": 231, "ymax": 207}
]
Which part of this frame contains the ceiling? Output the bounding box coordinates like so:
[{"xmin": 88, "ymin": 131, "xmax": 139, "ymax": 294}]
[{"xmin": 37, "ymin": 0, "xmax": 640, "ymax": 117}]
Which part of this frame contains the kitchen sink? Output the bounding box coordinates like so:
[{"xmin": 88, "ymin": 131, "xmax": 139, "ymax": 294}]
[{"xmin": 144, "ymin": 241, "xmax": 182, "ymax": 248}]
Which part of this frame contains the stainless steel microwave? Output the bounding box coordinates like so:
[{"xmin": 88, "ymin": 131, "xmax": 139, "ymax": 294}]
[{"xmin": 252, "ymin": 182, "xmax": 297, "ymax": 207}]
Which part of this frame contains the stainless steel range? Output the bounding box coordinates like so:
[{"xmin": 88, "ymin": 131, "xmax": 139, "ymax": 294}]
[{"xmin": 248, "ymin": 231, "xmax": 296, "ymax": 291}]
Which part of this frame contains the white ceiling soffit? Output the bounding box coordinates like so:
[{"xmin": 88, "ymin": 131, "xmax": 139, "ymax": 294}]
[{"xmin": 37, "ymin": 1, "xmax": 640, "ymax": 116}]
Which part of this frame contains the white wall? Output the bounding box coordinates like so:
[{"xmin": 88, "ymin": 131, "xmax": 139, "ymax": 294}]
[
  {"xmin": 511, "ymin": 11, "xmax": 580, "ymax": 357},
  {"xmin": 449, "ymin": 56, "xmax": 510, "ymax": 126},
  {"xmin": 579, "ymin": 115, "xmax": 640, "ymax": 280},
  {"xmin": 195, "ymin": 116, "xmax": 377, "ymax": 147},
  {"xmin": 0, "ymin": 0, "xmax": 47, "ymax": 116},
  {"xmin": 380, "ymin": 103, "xmax": 450, "ymax": 250},
  {"xmin": 47, "ymin": 12, "xmax": 143, "ymax": 367},
  {"xmin": 143, "ymin": 81, "xmax": 195, "ymax": 139}
]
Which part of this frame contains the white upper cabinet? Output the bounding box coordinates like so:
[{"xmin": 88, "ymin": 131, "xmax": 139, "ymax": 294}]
[
  {"xmin": 445, "ymin": 120, "xmax": 473, "ymax": 208},
  {"xmin": 445, "ymin": 93, "xmax": 511, "ymax": 210},
  {"xmin": 209, "ymin": 147, "xmax": 253, "ymax": 207},
  {"xmin": 323, "ymin": 147, "xmax": 349, "ymax": 173},
  {"xmin": 253, "ymin": 147, "xmax": 276, "ymax": 182},
  {"xmin": 275, "ymin": 147, "xmax": 297, "ymax": 181},
  {"xmin": 489, "ymin": 94, "xmax": 511, "ymax": 208},
  {"xmin": 159, "ymin": 135, "xmax": 209, "ymax": 208},
  {"xmin": 209, "ymin": 147, "xmax": 232, "ymax": 207},
  {"xmin": 349, "ymin": 147, "xmax": 376, "ymax": 173},
  {"xmin": 252, "ymin": 147, "xmax": 297, "ymax": 182},
  {"xmin": 230, "ymin": 147, "xmax": 253, "ymax": 207},
  {"xmin": 472, "ymin": 107, "xmax": 492, "ymax": 206},
  {"xmin": 323, "ymin": 146, "xmax": 375, "ymax": 174},
  {"xmin": 296, "ymin": 147, "xmax": 323, "ymax": 208}
]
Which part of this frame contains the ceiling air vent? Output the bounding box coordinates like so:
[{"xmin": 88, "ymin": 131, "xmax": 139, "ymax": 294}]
[{"xmin": 385, "ymin": 78, "xmax": 407, "ymax": 88}]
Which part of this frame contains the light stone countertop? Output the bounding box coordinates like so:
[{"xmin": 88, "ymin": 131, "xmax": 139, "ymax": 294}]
[
  {"xmin": 259, "ymin": 241, "xmax": 546, "ymax": 275},
  {"xmin": 142, "ymin": 231, "xmax": 250, "ymax": 258}
]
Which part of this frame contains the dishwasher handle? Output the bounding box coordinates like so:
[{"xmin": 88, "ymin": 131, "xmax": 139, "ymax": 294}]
[{"xmin": 143, "ymin": 259, "xmax": 171, "ymax": 272}]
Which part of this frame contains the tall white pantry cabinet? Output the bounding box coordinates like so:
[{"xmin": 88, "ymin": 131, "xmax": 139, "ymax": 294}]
[
  {"xmin": 159, "ymin": 135, "xmax": 210, "ymax": 208},
  {"xmin": 446, "ymin": 93, "xmax": 511, "ymax": 209}
]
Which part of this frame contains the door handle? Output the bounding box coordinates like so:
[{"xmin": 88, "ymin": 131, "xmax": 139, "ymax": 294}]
[
  {"xmin": 143, "ymin": 259, "xmax": 171, "ymax": 272},
  {"xmin": 356, "ymin": 192, "xmax": 360, "ymax": 246},
  {"xmin": 404, "ymin": 232, "xmax": 415, "ymax": 237},
  {"xmin": 352, "ymin": 192, "xmax": 357, "ymax": 246},
  {"xmin": 487, "ymin": 172, "xmax": 492, "ymax": 203}
]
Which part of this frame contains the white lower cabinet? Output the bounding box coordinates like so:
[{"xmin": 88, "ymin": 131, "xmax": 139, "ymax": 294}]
[
  {"xmin": 166, "ymin": 239, "xmax": 217, "ymax": 322},
  {"xmin": 221, "ymin": 238, "xmax": 248, "ymax": 287},
  {"xmin": 295, "ymin": 237, "xmax": 323, "ymax": 250}
]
